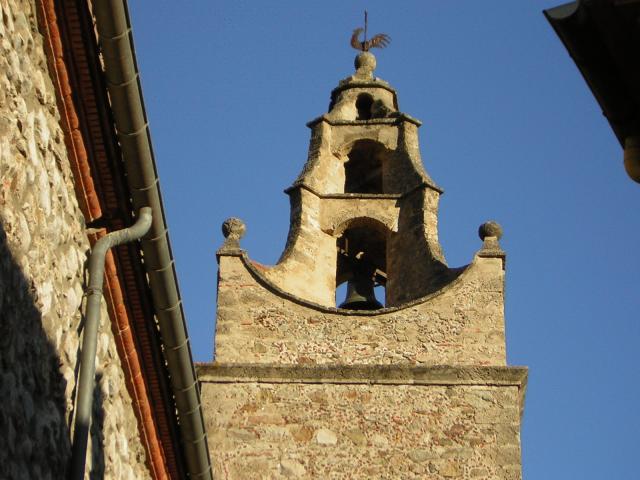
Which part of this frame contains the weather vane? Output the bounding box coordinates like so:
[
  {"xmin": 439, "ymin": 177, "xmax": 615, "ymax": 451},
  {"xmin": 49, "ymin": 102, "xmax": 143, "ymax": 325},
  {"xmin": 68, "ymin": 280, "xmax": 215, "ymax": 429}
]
[{"xmin": 350, "ymin": 11, "xmax": 391, "ymax": 52}]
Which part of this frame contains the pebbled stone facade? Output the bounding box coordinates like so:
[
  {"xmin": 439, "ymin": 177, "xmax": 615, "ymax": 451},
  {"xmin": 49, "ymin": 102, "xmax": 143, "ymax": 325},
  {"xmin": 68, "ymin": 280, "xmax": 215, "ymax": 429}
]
[{"xmin": 0, "ymin": 1, "xmax": 150, "ymax": 478}]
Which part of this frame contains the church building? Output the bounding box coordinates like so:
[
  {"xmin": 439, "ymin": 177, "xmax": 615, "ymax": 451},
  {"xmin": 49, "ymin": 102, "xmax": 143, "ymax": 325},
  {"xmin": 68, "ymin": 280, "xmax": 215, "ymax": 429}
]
[
  {"xmin": 199, "ymin": 46, "xmax": 527, "ymax": 479},
  {"xmin": 1, "ymin": 1, "xmax": 526, "ymax": 477}
]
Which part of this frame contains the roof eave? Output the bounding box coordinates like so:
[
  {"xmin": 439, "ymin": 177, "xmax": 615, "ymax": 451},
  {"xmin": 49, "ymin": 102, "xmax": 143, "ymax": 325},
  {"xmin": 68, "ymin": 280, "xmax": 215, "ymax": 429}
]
[{"xmin": 544, "ymin": 0, "xmax": 640, "ymax": 147}]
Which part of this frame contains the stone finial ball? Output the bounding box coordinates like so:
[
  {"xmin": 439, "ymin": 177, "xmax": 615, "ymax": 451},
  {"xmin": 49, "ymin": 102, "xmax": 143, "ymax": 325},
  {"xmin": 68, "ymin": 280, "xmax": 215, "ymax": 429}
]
[
  {"xmin": 222, "ymin": 217, "xmax": 246, "ymax": 240},
  {"xmin": 478, "ymin": 221, "xmax": 503, "ymax": 240},
  {"xmin": 355, "ymin": 51, "xmax": 376, "ymax": 72}
]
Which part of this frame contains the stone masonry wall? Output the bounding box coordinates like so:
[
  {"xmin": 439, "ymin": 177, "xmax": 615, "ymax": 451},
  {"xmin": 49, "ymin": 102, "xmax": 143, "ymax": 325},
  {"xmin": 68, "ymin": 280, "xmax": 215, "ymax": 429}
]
[
  {"xmin": 215, "ymin": 254, "xmax": 506, "ymax": 366},
  {"xmin": 0, "ymin": 1, "xmax": 150, "ymax": 478},
  {"xmin": 200, "ymin": 372, "xmax": 523, "ymax": 479}
]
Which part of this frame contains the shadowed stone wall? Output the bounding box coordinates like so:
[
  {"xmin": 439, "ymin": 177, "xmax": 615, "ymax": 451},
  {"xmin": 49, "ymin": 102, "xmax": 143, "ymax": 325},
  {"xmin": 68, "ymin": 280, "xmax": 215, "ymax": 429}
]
[{"xmin": 0, "ymin": 1, "xmax": 150, "ymax": 477}]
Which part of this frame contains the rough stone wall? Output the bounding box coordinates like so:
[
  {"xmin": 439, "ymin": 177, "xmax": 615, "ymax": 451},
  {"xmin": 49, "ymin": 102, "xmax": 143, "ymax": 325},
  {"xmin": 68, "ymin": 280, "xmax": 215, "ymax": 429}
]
[
  {"xmin": 201, "ymin": 378, "xmax": 522, "ymax": 479},
  {"xmin": 215, "ymin": 254, "xmax": 506, "ymax": 366},
  {"xmin": 0, "ymin": 1, "xmax": 150, "ymax": 478}
]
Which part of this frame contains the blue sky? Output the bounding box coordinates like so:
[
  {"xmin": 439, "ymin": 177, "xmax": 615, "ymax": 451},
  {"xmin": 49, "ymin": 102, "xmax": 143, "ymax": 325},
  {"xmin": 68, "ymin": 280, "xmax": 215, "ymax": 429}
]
[{"xmin": 128, "ymin": 2, "xmax": 639, "ymax": 478}]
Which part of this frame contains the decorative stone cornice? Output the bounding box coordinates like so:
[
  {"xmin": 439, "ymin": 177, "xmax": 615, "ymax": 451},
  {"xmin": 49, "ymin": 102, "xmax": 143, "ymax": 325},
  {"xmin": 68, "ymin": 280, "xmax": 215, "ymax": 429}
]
[
  {"xmin": 197, "ymin": 363, "xmax": 528, "ymax": 414},
  {"xmin": 306, "ymin": 113, "xmax": 421, "ymax": 128}
]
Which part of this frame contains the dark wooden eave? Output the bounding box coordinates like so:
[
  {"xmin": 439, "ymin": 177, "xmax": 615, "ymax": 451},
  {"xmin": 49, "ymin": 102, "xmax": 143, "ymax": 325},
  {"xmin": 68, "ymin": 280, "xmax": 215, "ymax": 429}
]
[{"xmin": 545, "ymin": 0, "xmax": 640, "ymax": 147}]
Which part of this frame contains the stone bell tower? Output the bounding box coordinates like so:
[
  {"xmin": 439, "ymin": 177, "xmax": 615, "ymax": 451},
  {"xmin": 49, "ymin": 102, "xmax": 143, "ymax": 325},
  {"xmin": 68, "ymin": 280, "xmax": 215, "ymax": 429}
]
[{"xmin": 198, "ymin": 50, "xmax": 527, "ymax": 479}]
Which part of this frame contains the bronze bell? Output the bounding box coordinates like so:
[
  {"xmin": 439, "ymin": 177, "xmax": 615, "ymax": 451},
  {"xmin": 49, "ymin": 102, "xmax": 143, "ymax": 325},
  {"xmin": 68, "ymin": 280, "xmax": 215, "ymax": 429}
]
[{"xmin": 339, "ymin": 270, "xmax": 383, "ymax": 310}]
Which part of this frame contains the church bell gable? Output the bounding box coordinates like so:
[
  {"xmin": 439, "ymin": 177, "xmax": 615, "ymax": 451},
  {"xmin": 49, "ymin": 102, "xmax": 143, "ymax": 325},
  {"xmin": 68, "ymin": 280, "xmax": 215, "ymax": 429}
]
[{"xmin": 201, "ymin": 41, "xmax": 526, "ymax": 480}]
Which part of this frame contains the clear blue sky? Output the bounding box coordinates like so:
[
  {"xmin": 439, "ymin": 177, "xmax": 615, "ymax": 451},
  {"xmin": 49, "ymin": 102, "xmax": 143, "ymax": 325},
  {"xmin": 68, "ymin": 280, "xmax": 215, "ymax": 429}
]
[{"xmin": 128, "ymin": 2, "xmax": 639, "ymax": 478}]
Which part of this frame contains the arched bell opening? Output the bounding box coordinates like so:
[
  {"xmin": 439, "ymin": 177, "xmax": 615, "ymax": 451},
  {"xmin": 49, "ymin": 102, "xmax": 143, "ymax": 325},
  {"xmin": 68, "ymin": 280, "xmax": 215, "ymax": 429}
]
[
  {"xmin": 344, "ymin": 140, "xmax": 388, "ymax": 194},
  {"xmin": 335, "ymin": 221, "xmax": 388, "ymax": 310},
  {"xmin": 355, "ymin": 93, "xmax": 374, "ymax": 120}
]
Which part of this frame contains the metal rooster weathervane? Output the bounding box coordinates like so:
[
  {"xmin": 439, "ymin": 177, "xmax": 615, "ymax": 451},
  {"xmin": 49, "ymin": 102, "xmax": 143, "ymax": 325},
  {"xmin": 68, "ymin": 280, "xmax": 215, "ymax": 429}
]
[{"xmin": 350, "ymin": 11, "xmax": 391, "ymax": 52}]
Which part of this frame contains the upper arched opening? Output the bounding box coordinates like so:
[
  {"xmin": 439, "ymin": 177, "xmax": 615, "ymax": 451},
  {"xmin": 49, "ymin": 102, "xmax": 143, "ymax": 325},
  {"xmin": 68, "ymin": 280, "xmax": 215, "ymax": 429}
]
[
  {"xmin": 344, "ymin": 140, "xmax": 390, "ymax": 194},
  {"xmin": 355, "ymin": 93, "xmax": 374, "ymax": 120}
]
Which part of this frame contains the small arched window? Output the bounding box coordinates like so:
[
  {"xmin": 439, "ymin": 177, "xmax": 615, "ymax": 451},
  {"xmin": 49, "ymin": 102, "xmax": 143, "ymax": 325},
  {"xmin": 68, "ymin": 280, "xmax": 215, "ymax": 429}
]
[{"xmin": 355, "ymin": 93, "xmax": 373, "ymax": 120}]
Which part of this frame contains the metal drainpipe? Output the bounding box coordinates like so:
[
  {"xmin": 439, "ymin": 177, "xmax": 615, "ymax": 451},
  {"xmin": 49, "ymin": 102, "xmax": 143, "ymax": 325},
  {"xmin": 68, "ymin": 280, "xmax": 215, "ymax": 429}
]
[
  {"xmin": 70, "ymin": 207, "xmax": 152, "ymax": 480},
  {"xmin": 92, "ymin": 1, "xmax": 213, "ymax": 478}
]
